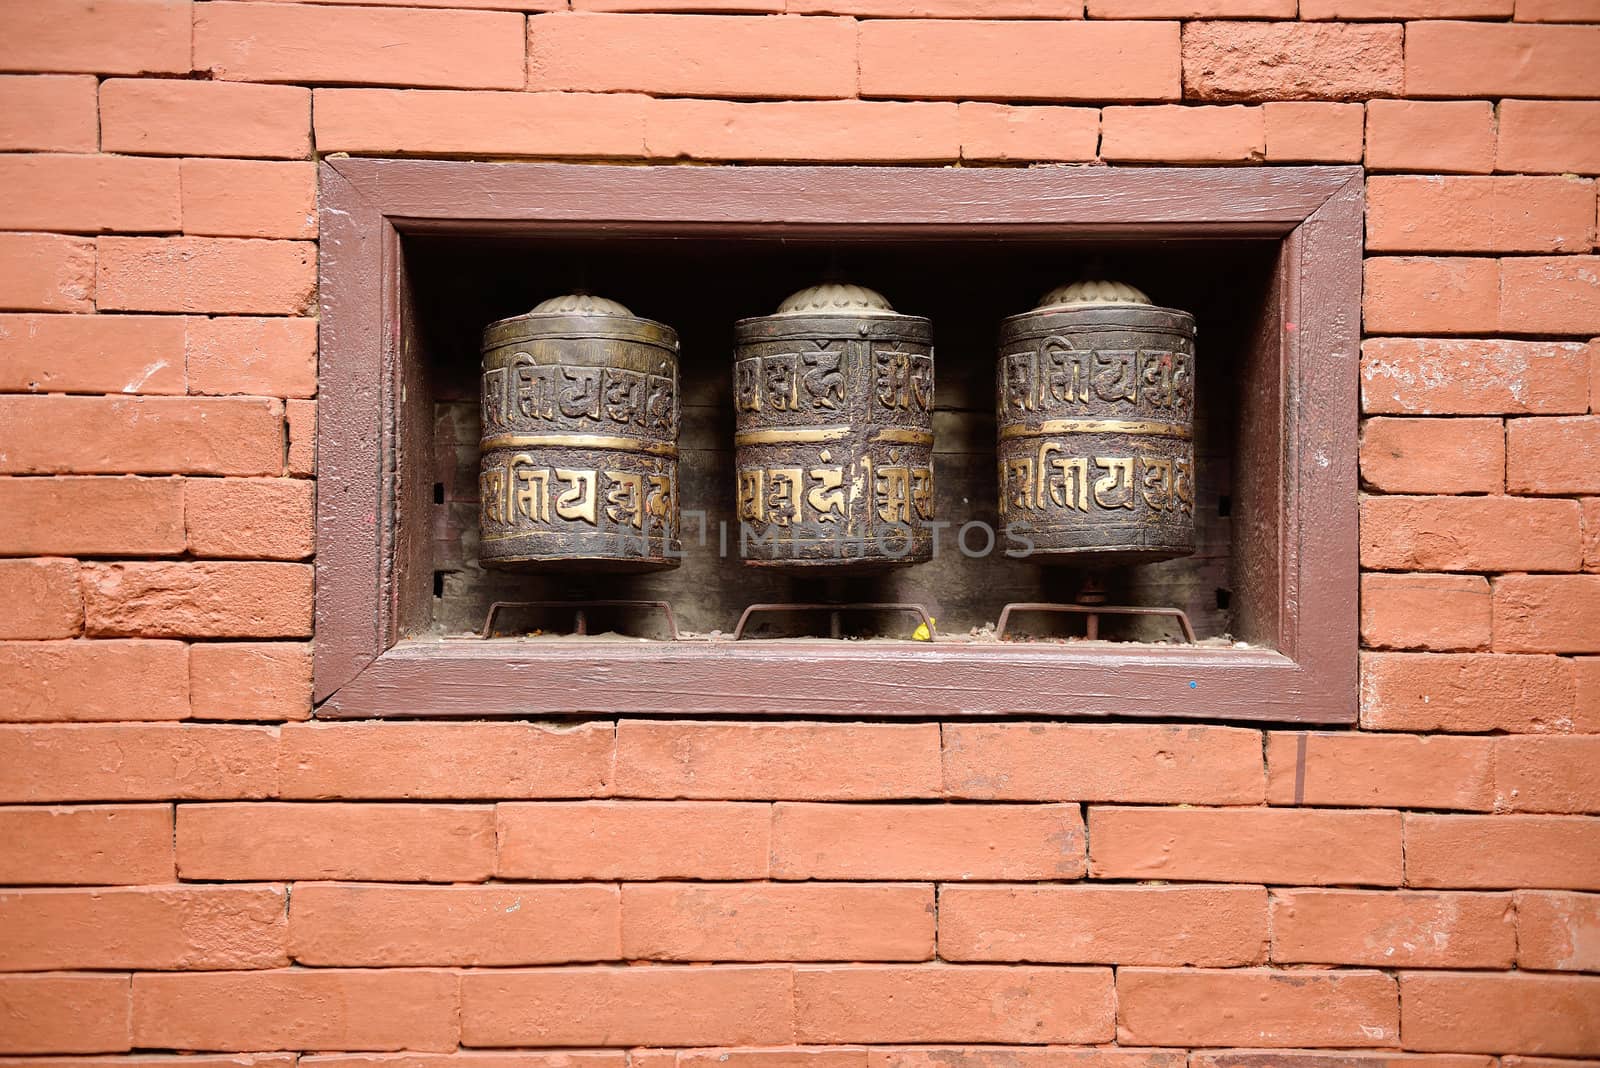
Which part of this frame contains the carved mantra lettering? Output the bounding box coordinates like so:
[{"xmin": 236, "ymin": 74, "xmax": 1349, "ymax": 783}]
[
  {"xmin": 1000, "ymin": 343, "xmax": 1192, "ymax": 417},
  {"xmin": 998, "ymin": 447, "xmax": 1195, "ymax": 518},
  {"xmin": 738, "ymin": 460, "xmax": 934, "ymax": 532},
  {"xmin": 734, "ymin": 348, "xmax": 933, "ymax": 414},
  {"xmin": 480, "ymin": 454, "xmax": 675, "ymax": 533},
  {"xmin": 482, "ymin": 356, "xmax": 677, "ymax": 435}
]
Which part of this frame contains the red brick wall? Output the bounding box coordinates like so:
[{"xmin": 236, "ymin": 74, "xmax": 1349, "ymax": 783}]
[{"xmin": 2, "ymin": 0, "xmax": 1599, "ymax": 1059}]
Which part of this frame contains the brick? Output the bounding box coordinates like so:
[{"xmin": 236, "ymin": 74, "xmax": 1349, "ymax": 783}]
[
  {"xmin": 773, "ymin": 802, "xmax": 1084, "ymax": 880},
  {"xmin": 301, "ymin": 1058, "xmax": 621, "ymax": 1068},
  {"xmin": 1270, "ymin": 889, "xmax": 1515, "ymax": 968},
  {"xmin": 0, "ymin": 974, "xmax": 130, "ymax": 1055},
  {"xmin": 286, "ymin": 398, "xmax": 315, "ymax": 475},
  {"xmin": 580, "ymin": 0, "xmax": 781, "ymax": 10},
  {"xmin": 0, "ymin": 804, "xmax": 173, "ymax": 885},
  {"xmin": 1515, "ymin": 0, "xmax": 1600, "ymax": 16},
  {"xmin": 497, "ymin": 801, "xmax": 769, "ymax": 879},
  {"xmin": 1497, "ymin": 736, "xmax": 1600, "ymax": 812},
  {"xmin": 185, "ymin": 315, "xmax": 317, "ymax": 399},
  {"xmin": 462, "ymin": 966, "xmax": 793, "ymax": 1047},
  {"xmin": 795, "ymin": 965, "xmax": 1114, "ymax": 1044},
  {"xmin": 1406, "ymin": 814, "xmax": 1600, "ymax": 889},
  {"xmin": 615, "ymin": 720, "xmax": 936, "ymax": 800},
  {"xmin": 531, "ymin": 13, "xmax": 856, "ymax": 98},
  {"xmin": 1501, "ymin": 256, "xmax": 1600, "ymax": 336},
  {"xmin": 1359, "ymin": 417, "xmax": 1504, "ymax": 494},
  {"xmin": 290, "ymin": 882, "xmax": 619, "ymax": 966},
  {"xmin": 1191, "ymin": 1055, "xmax": 1492, "ymax": 1068},
  {"xmin": 0, "ymin": 396, "xmax": 285, "ymax": 476},
  {"xmin": 1088, "ymin": 806, "xmax": 1402, "ymax": 885},
  {"xmin": 1589, "ymin": 499, "xmax": 1600, "ymax": 571},
  {"xmin": 185, "ymin": 477, "xmax": 313, "ymax": 559},
  {"xmin": 189, "ymin": 642, "xmax": 311, "ymax": 721},
  {"xmin": 0, "ymin": 558, "xmax": 80, "ymax": 639},
  {"xmin": 82, "ymin": 561, "xmax": 311, "ymax": 638},
  {"xmin": 1498, "ymin": 101, "xmax": 1600, "ymax": 175},
  {"xmin": 1263, "ymin": 101, "xmax": 1365, "ymax": 162},
  {"xmin": 197, "ymin": 2, "xmax": 523, "ymax": 89},
  {"xmin": 100, "ymin": 80, "xmax": 311, "ymax": 160},
  {"xmin": 0, "ymin": 885, "xmax": 286, "ymax": 971},
  {"xmin": 1183, "ymin": 22, "xmax": 1402, "ymax": 101},
  {"xmin": 1303, "ymin": 0, "xmax": 1509, "ymax": 13},
  {"xmin": 1117, "ymin": 968, "xmax": 1398, "ymax": 1047},
  {"xmin": 0, "ymin": 1055, "xmax": 297, "ymax": 1068},
  {"xmin": 0, "ymin": 640, "xmax": 188, "ymax": 723},
  {"xmin": 1100, "ymin": 105, "xmax": 1263, "ymax": 163},
  {"xmin": 942, "ymin": 723, "xmax": 1263, "ymax": 803},
  {"xmin": 1361, "ymin": 652, "xmax": 1582, "ymax": 733},
  {"xmin": 1495, "ymin": 575, "xmax": 1600, "ymax": 654},
  {"xmin": 956, "ymin": 103, "xmax": 1099, "ymax": 163},
  {"xmin": 859, "ymin": 20, "xmax": 1180, "ymax": 102},
  {"xmin": 623, "ymin": 882, "xmax": 934, "ymax": 961},
  {"xmin": 1362, "ymin": 257, "xmax": 1499, "ymax": 335},
  {"xmin": 0, "ymin": 0, "xmax": 190, "ymax": 76},
  {"xmin": 1360, "ymin": 338, "xmax": 1592, "ymax": 415},
  {"xmin": 282, "ymin": 721, "xmax": 613, "ymax": 798},
  {"xmin": 0, "ymin": 233, "xmax": 95, "ymax": 313},
  {"xmin": 0, "ymin": 155, "xmax": 179, "ymax": 235},
  {"xmin": 0, "ymin": 314, "xmax": 187, "ymax": 395},
  {"xmin": 1360, "ymin": 573, "xmax": 1493, "ymax": 652},
  {"xmin": 940, "ymin": 884, "xmax": 1266, "ymax": 966},
  {"xmin": 0, "ymin": 723, "xmax": 277, "ymax": 802},
  {"xmin": 1267, "ymin": 731, "xmax": 1495, "ymax": 809},
  {"xmin": 0, "ymin": 76, "xmax": 98, "ymax": 152},
  {"xmin": 1360, "ymin": 495, "xmax": 1581, "ymax": 572},
  {"xmin": 874, "ymin": 1050, "xmax": 1187, "ymax": 1068},
  {"xmin": 313, "ymin": 89, "xmax": 648, "ymax": 157},
  {"xmin": 1517, "ymin": 890, "xmax": 1600, "ymax": 970},
  {"xmin": 179, "ymin": 802, "xmax": 494, "ymax": 882},
  {"xmin": 687, "ymin": 1053, "xmax": 869, "ymax": 1068},
  {"xmin": 1406, "ymin": 22, "xmax": 1600, "ymax": 98},
  {"xmin": 132, "ymin": 970, "xmax": 459, "ymax": 1053},
  {"xmin": 181, "ymin": 160, "xmax": 316, "ymax": 240},
  {"xmin": 793, "ymin": 0, "xmax": 1077, "ymax": 11},
  {"xmin": 1366, "ymin": 100, "xmax": 1494, "ymax": 174},
  {"xmin": 646, "ymin": 99, "xmax": 961, "ymax": 163},
  {"xmin": 1090, "ymin": 0, "xmax": 1293, "ymax": 14},
  {"xmin": 1399, "ymin": 972, "xmax": 1600, "ymax": 1055},
  {"xmin": 97, "ymin": 237, "xmax": 315, "ymax": 315},
  {"xmin": 1509, "ymin": 416, "xmax": 1600, "ymax": 494},
  {"xmin": 1368, "ymin": 175, "xmax": 1595, "ymax": 254}
]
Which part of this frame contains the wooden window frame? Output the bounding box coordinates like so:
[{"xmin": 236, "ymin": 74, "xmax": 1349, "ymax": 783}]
[{"xmin": 315, "ymin": 159, "xmax": 1362, "ymax": 722}]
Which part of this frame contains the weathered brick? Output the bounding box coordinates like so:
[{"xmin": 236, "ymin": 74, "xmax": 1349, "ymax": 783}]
[
  {"xmin": 97, "ymin": 237, "xmax": 315, "ymax": 315},
  {"xmin": 286, "ymin": 398, "xmax": 315, "ymax": 476},
  {"xmin": 302, "ymin": 1057, "xmax": 619, "ymax": 1068},
  {"xmin": 0, "ymin": 639, "xmax": 188, "ymax": 722},
  {"xmin": 1100, "ymin": 105, "xmax": 1263, "ymax": 163},
  {"xmin": 0, "ymin": 76, "xmax": 99, "ymax": 153},
  {"xmin": 860, "ymin": 20, "xmax": 1180, "ymax": 101},
  {"xmin": 1361, "ymin": 652, "xmax": 1583, "ymax": 733},
  {"xmin": 462, "ymin": 966, "xmax": 793, "ymax": 1047},
  {"xmin": 185, "ymin": 315, "xmax": 317, "ymax": 399},
  {"xmin": 1360, "ymin": 338, "xmax": 1592, "ymax": 415},
  {"xmin": 185, "ymin": 478, "xmax": 313, "ymax": 560},
  {"xmin": 1496, "ymin": 736, "xmax": 1600, "ymax": 813},
  {"xmin": 1360, "ymin": 495, "xmax": 1581, "ymax": 572},
  {"xmin": 1303, "ymin": 0, "xmax": 1509, "ymax": 14},
  {"xmin": 1508, "ymin": 416, "xmax": 1600, "ymax": 494},
  {"xmin": 178, "ymin": 802, "xmax": 495, "ymax": 882},
  {"xmin": 1399, "ymin": 972, "xmax": 1600, "ymax": 1055},
  {"xmin": 1406, "ymin": 22, "xmax": 1600, "ymax": 98},
  {"xmin": 196, "ymin": 2, "xmax": 525, "ymax": 89},
  {"xmin": 0, "ymin": 233, "xmax": 95, "ymax": 313},
  {"xmin": 1190, "ymin": 1054, "xmax": 1490, "ymax": 1068},
  {"xmin": 181, "ymin": 160, "xmax": 316, "ymax": 241},
  {"xmin": 939, "ymin": 884, "xmax": 1267, "ymax": 966},
  {"xmin": 691, "ymin": 1052, "xmax": 869, "ymax": 1068},
  {"xmin": 1495, "ymin": 575, "xmax": 1600, "ymax": 654},
  {"xmin": 1498, "ymin": 100, "xmax": 1600, "ymax": 175},
  {"xmin": 796, "ymin": 965, "xmax": 1114, "ymax": 1044},
  {"xmin": 189, "ymin": 642, "xmax": 311, "ymax": 721},
  {"xmin": 0, "ymin": 314, "xmax": 187, "ymax": 396},
  {"xmin": 132, "ymin": 970, "xmax": 460, "ymax": 1053},
  {"xmin": 942, "ymin": 723, "xmax": 1264, "ymax": 803},
  {"xmin": 314, "ymin": 89, "xmax": 648, "ymax": 157},
  {"xmin": 290, "ymin": 882, "xmax": 619, "ymax": 966},
  {"xmin": 1362, "ymin": 258, "xmax": 1499, "ymax": 335},
  {"xmin": 772, "ymin": 802, "xmax": 1084, "ymax": 880},
  {"xmin": 1368, "ymin": 176, "xmax": 1595, "ymax": 254},
  {"xmin": 0, "ymin": 154, "xmax": 180, "ymax": 235},
  {"xmin": 531, "ymin": 13, "xmax": 856, "ymax": 98},
  {"xmin": 1271, "ymin": 889, "xmax": 1515, "ymax": 968},
  {"xmin": 82, "ymin": 561, "xmax": 311, "ymax": 638},
  {"xmin": 100, "ymin": 79, "xmax": 311, "ymax": 160},
  {"xmin": 0, "ymin": 885, "xmax": 286, "ymax": 971},
  {"xmin": 1514, "ymin": 0, "xmax": 1600, "ymax": 17},
  {"xmin": 1360, "ymin": 573, "xmax": 1493, "ymax": 652},
  {"xmin": 1516, "ymin": 890, "xmax": 1600, "ymax": 971},
  {"xmin": 957, "ymin": 103, "xmax": 1099, "ymax": 162},
  {"xmin": 1501, "ymin": 256, "xmax": 1600, "ymax": 336},
  {"xmin": 0, "ymin": 723, "xmax": 277, "ymax": 802},
  {"xmin": 0, "ymin": 396, "xmax": 284, "ymax": 476},
  {"xmin": 0, "ymin": 973, "xmax": 131, "ymax": 1055},
  {"xmin": 282, "ymin": 721, "xmax": 613, "ymax": 798},
  {"xmin": 1091, "ymin": 0, "xmax": 1291, "ymax": 13},
  {"xmin": 0, "ymin": 558, "xmax": 80, "ymax": 639},
  {"xmin": 1359, "ymin": 417, "xmax": 1503, "ymax": 494},
  {"xmin": 498, "ymin": 801, "xmax": 769, "ymax": 879},
  {"xmin": 1406, "ymin": 814, "xmax": 1600, "ymax": 889},
  {"xmin": 1088, "ymin": 806, "xmax": 1402, "ymax": 885},
  {"xmin": 1263, "ymin": 101, "xmax": 1365, "ymax": 162},
  {"xmin": 0, "ymin": 1052, "xmax": 297, "ymax": 1068},
  {"xmin": 616, "ymin": 720, "xmax": 936, "ymax": 799},
  {"xmin": 0, "ymin": 0, "xmax": 190, "ymax": 77},
  {"xmin": 1116, "ymin": 968, "xmax": 1398, "ymax": 1047},
  {"xmin": 646, "ymin": 99, "xmax": 961, "ymax": 162},
  {"xmin": 1365, "ymin": 100, "xmax": 1495, "ymax": 174},
  {"xmin": 1588, "ymin": 499, "xmax": 1600, "ymax": 571},
  {"xmin": 622, "ymin": 882, "xmax": 934, "ymax": 961},
  {"xmin": 1183, "ymin": 22, "xmax": 1402, "ymax": 100},
  {"xmin": 1267, "ymin": 731, "xmax": 1495, "ymax": 809},
  {"xmin": 0, "ymin": 804, "xmax": 174, "ymax": 885}
]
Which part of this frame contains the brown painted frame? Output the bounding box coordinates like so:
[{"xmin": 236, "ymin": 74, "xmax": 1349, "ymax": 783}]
[{"xmin": 315, "ymin": 159, "xmax": 1362, "ymax": 722}]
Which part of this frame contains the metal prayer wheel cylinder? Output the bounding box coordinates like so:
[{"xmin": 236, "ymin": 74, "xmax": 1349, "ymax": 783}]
[
  {"xmin": 479, "ymin": 293, "xmax": 681, "ymax": 571},
  {"xmin": 996, "ymin": 280, "xmax": 1197, "ymax": 566},
  {"xmin": 733, "ymin": 284, "xmax": 935, "ymax": 570}
]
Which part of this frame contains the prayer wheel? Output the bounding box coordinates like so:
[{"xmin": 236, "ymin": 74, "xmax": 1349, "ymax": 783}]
[
  {"xmin": 733, "ymin": 283, "xmax": 935, "ymax": 570},
  {"xmin": 996, "ymin": 281, "xmax": 1197, "ymax": 565},
  {"xmin": 478, "ymin": 293, "xmax": 680, "ymax": 571}
]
